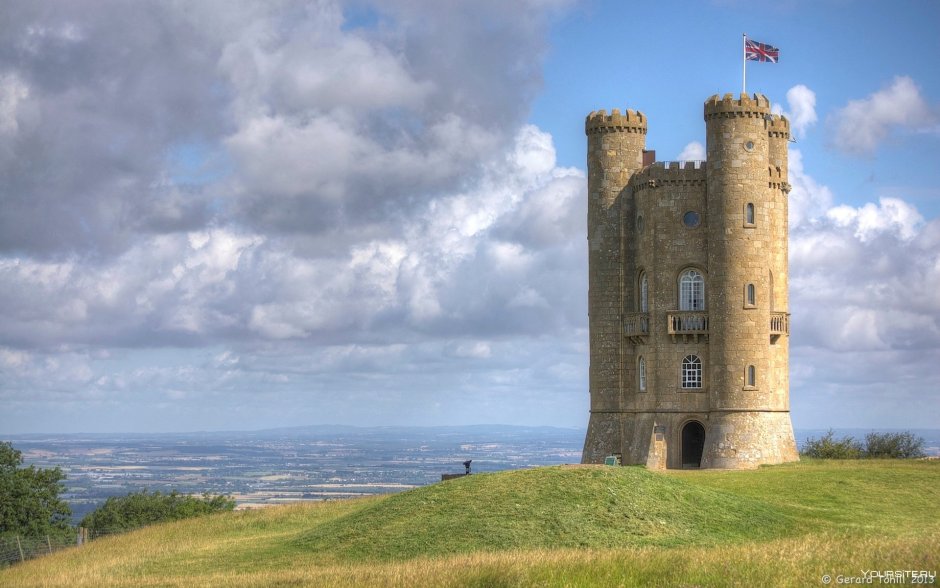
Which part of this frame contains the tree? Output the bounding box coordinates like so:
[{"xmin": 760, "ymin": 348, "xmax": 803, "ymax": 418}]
[
  {"xmin": 0, "ymin": 441, "xmax": 74, "ymax": 540},
  {"xmin": 801, "ymin": 430, "xmax": 928, "ymax": 459},
  {"xmin": 864, "ymin": 432, "xmax": 926, "ymax": 458},
  {"xmin": 80, "ymin": 490, "xmax": 235, "ymax": 537},
  {"xmin": 800, "ymin": 430, "xmax": 864, "ymax": 459}
]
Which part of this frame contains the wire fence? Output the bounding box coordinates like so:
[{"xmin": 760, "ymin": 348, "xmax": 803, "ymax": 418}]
[
  {"xmin": 0, "ymin": 534, "xmax": 78, "ymax": 567},
  {"xmin": 0, "ymin": 528, "xmax": 130, "ymax": 568}
]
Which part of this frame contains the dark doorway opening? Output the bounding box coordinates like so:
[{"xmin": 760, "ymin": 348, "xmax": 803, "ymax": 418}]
[{"xmin": 681, "ymin": 421, "xmax": 705, "ymax": 468}]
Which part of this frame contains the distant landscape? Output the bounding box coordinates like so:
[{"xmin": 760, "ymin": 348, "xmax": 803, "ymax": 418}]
[{"xmin": 4, "ymin": 425, "xmax": 938, "ymax": 523}]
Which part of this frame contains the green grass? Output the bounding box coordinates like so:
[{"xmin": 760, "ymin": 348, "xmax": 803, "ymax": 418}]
[
  {"xmin": 297, "ymin": 464, "xmax": 799, "ymax": 562},
  {"xmin": 1, "ymin": 460, "xmax": 938, "ymax": 587}
]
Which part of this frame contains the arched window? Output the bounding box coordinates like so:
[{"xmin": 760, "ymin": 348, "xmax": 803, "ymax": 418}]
[
  {"xmin": 745, "ymin": 202, "xmax": 755, "ymax": 225},
  {"xmin": 679, "ymin": 269, "xmax": 705, "ymax": 311},
  {"xmin": 681, "ymin": 355, "xmax": 702, "ymax": 389},
  {"xmin": 746, "ymin": 283, "xmax": 756, "ymax": 307},
  {"xmin": 640, "ymin": 273, "xmax": 649, "ymax": 312},
  {"xmin": 638, "ymin": 357, "xmax": 647, "ymax": 392},
  {"xmin": 746, "ymin": 365, "xmax": 757, "ymax": 387}
]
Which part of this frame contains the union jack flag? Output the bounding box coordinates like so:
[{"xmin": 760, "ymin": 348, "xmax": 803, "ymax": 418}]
[{"xmin": 745, "ymin": 38, "xmax": 779, "ymax": 63}]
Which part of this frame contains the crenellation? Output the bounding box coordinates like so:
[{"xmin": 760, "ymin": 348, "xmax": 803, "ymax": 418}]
[
  {"xmin": 704, "ymin": 92, "xmax": 771, "ymax": 120},
  {"xmin": 586, "ymin": 108, "xmax": 648, "ymax": 135},
  {"xmin": 767, "ymin": 114, "xmax": 790, "ymax": 139}
]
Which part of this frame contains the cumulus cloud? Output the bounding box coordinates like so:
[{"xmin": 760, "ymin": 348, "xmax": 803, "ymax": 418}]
[
  {"xmin": 787, "ymin": 149, "xmax": 834, "ymax": 229},
  {"xmin": 771, "ymin": 84, "xmax": 817, "ymax": 139},
  {"xmin": 677, "ymin": 141, "xmax": 705, "ymax": 161},
  {"xmin": 0, "ymin": 1, "xmax": 591, "ymax": 433},
  {"xmin": 829, "ymin": 76, "xmax": 936, "ymax": 154},
  {"xmin": 0, "ymin": 0, "xmax": 561, "ymax": 257},
  {"xmin": 0, "ymin": 73, "xmax": 30, "ymax": 137},
  {"xmin": 0, "ymin": 116, "xmax": 588, "ymax": 429},
  {"xmin": 788, "ymin": 172, "xmax": 940, "ymax": 427}
]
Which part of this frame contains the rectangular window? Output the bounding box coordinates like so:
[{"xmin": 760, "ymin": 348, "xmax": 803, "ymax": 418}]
[{"xmin": 681, "ymin": 355, "xmax": 702, "ymax": 389}]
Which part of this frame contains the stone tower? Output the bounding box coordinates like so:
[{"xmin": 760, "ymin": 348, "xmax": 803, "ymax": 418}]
[{"xmin": 582, "ymin": 93, "xmax": 799, "ymax": 469}]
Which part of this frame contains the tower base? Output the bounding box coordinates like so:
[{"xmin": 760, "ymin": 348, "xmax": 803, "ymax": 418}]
[{"xmin": 581, "ymin": 410, "xmax": 799, "ymax": 470}]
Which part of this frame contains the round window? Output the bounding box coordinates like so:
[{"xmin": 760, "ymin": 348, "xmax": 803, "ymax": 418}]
[
  {"xmin": 744, "ymin": 140, "xmax": 755, "ymax": 152},
  {"xmin": 682, "ymin": 211, "xmax": 701, "ymax": 228}
]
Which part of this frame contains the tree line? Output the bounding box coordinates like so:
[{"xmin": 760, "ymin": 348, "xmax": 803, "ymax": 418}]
[{"xmin": 800, "ymin": 430, "xmax": 927, "ymax": 459}]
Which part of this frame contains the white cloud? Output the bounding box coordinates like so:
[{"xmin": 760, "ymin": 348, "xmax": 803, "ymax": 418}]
[
  {"xmin": 787, "ymin": 149, "xmax": 834, "ymax": 229},
  {"xmin": 785, "ymin": 85, "xmax": 817, "ymax": 138},
  {"xmin": 829, "ymin": 76, "xmax": 936, "ymax": 154},
  {"xmin": 825, "ymin": 197, "xmax": 924, "ymax": 242},
  {"xmin": 771, "ymin": 85, "xmax": 817, "ymax": 139},
  {"xmin": 677, "ymin": 141, "xmax": 705, "ymax": 161},
  {"xmin": 0, "ymin": 122, "xmax": 585, "ymax": 351},
  {"xmin": 789, "ymin": 189, "xmax": 940, "ymax": 425},
  {"xmin": 0, "ymin": 73, "xmax": 29, "ymax": 136}
]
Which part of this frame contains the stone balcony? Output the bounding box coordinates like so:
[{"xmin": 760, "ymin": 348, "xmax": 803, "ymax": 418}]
[
  {"xmin": 770, "ymin": 311, "xmax": 790, "ymax": 342},
  {"xmin": 667, "ymin": 311, "xmax": 709, "ymax": 342},
  {"xmin": 624, "ymin": 312, "xmax": 649, "ymax": 344},
  {"xmin": 625, "ymin": 311, "xmax": 788, "ymax": 344}
]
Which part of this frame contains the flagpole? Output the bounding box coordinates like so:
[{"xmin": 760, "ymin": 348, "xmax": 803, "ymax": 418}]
[{"xmin": 742, "ymin": 33, "xmax": 747, "ymax": 95}]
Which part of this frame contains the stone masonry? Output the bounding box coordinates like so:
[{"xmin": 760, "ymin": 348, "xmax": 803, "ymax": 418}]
[{"xmin": 582, "ymin": 93, "xmax": 800, "ymax": 469}]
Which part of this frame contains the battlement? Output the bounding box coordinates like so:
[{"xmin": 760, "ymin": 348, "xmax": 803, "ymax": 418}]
[
  {"xmin": 585, "ymin": 108, "xmax": 648, "ymax": 135},
  {"xmin": 704, "ymin": 93, "xmax": 771, "ymax": 119},
  {"xmin": 767, "ymin": 114, "xmax": 790, "ymax": 139},
  {"xmin": 631, "ymin": 160, "xmax": 706, "ymax": 191}
]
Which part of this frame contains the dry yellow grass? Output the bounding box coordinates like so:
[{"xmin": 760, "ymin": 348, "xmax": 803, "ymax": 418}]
[{"xmin": 6, "ymin": 531, "xmax": 936, "ymax": 587}]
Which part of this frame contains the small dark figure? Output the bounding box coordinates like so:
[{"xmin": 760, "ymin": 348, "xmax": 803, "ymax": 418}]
[{"xmin": 463, "ymin": 460, "xmax": 472, "ymax": 475}]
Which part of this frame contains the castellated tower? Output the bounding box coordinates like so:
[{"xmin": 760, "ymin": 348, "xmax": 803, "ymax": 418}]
[{"xmin": 582, "ymin": 93, "xmax": 799, "ymax": 469}]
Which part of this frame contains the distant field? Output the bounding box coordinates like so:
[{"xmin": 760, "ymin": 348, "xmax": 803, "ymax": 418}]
[{"xmin": 2, "ymin": 460, "xmax": 938, "ymax": 587}]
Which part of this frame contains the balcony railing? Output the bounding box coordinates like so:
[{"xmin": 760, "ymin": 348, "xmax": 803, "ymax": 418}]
[
  {"xmin": 667, "ymin": 311, "xmax": 708, "ymax": 342},
  {"xmin": 623, "ymin": 311, "xmax": 787, "ymax": 344},
  {"xmin": 624, "ymin": 312, "xmax": 649, "ymax": 344},
  {"xmin": 770, "ymin": 311, "xmax": 790, "ymax": 341}
]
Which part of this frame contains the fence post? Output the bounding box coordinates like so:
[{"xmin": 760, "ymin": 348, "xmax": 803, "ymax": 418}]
[
  {"xmin": 47, "ymin": 535, "xmax": 53, "ymax": 554},
  {"xmin": 16, "ymin": 535, "xmax": 24, "ymax": 562}
]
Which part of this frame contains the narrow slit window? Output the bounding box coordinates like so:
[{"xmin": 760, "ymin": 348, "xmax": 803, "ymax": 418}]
[
  {"xmin": 640, "ymin": 273, "xmax": 649, "ymax": 312},
  {"xmin": 746, "ymin": 283, "xmax": 756, "ymax": 307},
  {"xmin": 746, "ymin": 365, "xmax": 756, "ymax": 387},
  {"xmin": 745, "ymin": 202, "xmax": 755, "ymax": 225},
  {"xmin": 639, "ymin": 357, "xmax": 647, "ymax": 392}
]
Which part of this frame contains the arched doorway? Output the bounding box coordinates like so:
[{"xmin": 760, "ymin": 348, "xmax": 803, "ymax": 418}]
[{"xmin": 681, "ymin": 421, "xmax": 705, "ymax": 468}]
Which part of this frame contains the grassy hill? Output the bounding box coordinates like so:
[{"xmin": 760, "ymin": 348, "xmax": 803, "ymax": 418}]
[{"xmin": 2, "ymin": 460, "xmax": 938, "ymax": 587}]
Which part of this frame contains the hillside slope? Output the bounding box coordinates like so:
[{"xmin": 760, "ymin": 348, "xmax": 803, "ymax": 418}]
[
  {"xmin": 1, "ymin": 460, "xmax": 938, "ymax": 587},
  {"xmin": 298, "ymin": 464, "xmax": 796, "ymax": 562}
]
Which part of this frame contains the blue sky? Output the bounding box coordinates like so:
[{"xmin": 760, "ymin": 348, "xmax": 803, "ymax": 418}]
[{"xmin": 0, "ymin": 0, "xmax": 938, "ymax": 435}]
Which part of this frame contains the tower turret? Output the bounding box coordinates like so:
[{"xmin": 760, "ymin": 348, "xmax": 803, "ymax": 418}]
[
  {"xmin": 583, "ymin": 109, "xmax": 647, "ymax": 463},
  {"xmin": 701, "ymin": 93, "xmax": 797, "ymax": 467}
]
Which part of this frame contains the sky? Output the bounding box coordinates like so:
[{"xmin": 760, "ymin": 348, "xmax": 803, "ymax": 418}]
[{"xmin": 1, "ymin": 0, "xmax": 938, "ymax": 434}]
